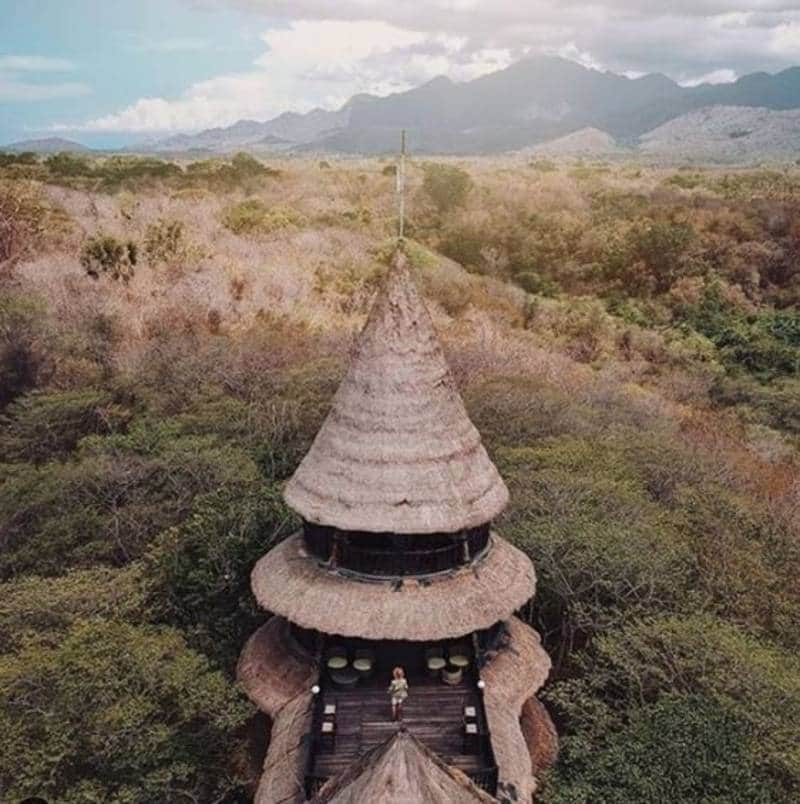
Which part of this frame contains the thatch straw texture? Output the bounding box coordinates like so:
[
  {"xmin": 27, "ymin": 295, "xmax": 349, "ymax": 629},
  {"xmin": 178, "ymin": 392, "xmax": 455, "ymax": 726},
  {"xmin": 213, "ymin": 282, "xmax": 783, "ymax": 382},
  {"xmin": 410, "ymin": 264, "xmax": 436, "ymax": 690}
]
[
  {"xmin": 284, "ymin": 250, "xmax": 509, "ymax": 534},
  {"xmin": 251, "ymin": 532, "xmax": 535, "ymax": 641},
  {"xmin": 238, "ymin": 616, "xmax": 318, "ymax": 717},
  {"xmin": 253, "ymin": 694, "xmax": 312, "ymax": 804},
  {"xmin": 520, "ymin": 696, "xmax": 559, "ymax": 776},
  {"xmin": 482, "ymin": 617, "xmax": 553, "ymax": 804},
  {"xmin": 237, "ymin": 618, "xmax": 318, "ymax": 804},
  {"xmin": 311, "ymin": 728, "xmax": 497, "ymax": 804}
]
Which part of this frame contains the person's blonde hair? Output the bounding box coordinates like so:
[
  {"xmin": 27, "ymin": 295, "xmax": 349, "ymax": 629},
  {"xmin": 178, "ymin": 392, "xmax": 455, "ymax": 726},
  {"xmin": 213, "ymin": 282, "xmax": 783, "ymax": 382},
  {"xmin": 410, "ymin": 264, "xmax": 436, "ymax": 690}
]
[{"xmin": 393, "ymin": 666, "xmax": 404, "ymax": 679}]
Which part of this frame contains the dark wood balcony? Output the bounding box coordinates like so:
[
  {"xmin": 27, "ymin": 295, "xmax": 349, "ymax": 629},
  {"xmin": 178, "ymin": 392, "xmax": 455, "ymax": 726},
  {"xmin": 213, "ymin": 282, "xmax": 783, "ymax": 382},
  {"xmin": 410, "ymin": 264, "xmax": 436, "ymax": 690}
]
[{"xmin": 303, "ymin": 522, "xmax": 491, "ymax": 579}]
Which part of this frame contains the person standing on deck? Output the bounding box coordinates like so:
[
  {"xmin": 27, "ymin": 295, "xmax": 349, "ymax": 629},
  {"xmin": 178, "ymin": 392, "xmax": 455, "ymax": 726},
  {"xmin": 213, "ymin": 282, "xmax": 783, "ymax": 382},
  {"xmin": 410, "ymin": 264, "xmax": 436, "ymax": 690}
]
[{"xmin": 388, "ymin": 666, "xmax": 409, "ymax": 721}]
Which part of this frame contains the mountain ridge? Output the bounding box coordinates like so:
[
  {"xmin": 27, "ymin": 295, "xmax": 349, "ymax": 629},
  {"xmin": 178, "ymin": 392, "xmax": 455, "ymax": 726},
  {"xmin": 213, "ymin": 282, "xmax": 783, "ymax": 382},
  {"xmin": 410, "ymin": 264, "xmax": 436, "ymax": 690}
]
[{"xmin": 135, "ymin": 57, "xmax": 800, "ymax": 156}]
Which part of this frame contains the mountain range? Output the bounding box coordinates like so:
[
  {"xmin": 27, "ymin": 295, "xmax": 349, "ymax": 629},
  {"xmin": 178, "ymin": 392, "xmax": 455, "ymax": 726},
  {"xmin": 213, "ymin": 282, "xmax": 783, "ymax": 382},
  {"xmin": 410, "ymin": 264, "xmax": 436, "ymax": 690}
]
[
  {"xmin": 6, "ymin": 57, "xmax": 800, "ymax": 159},
  {"xmin": 138, "ymin": 57, "xmax": 800, "ymax": 158}
]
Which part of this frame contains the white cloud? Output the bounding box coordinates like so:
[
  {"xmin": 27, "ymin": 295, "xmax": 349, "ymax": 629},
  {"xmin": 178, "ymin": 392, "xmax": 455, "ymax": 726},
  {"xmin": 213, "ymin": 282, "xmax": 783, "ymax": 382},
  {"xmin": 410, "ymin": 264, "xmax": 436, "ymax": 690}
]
[
  {"xmin": 0, "ymin": 77, "xmax": 91, "ymax": 102},
  {"xmin": 65, "ymin": 19, "xmax": 509, "ymax": 132},
  {"xmin": 0, "ymin": 53, "xmax": 89, "ymax": 102},
  {"xmin": 0, "ymin": 55, "xmax": 75, "ymax": 72},
  {"xmin": 680, "ymin": 68, "xmax": 738, "ymax": 86}
]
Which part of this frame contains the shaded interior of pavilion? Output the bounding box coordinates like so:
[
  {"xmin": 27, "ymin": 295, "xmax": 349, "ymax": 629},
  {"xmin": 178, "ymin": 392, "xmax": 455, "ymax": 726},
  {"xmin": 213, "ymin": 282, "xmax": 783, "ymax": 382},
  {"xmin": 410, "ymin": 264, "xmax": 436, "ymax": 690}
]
[{"xmin": 292, "ymin": 622, "xmax": 510, "ymax": 798}]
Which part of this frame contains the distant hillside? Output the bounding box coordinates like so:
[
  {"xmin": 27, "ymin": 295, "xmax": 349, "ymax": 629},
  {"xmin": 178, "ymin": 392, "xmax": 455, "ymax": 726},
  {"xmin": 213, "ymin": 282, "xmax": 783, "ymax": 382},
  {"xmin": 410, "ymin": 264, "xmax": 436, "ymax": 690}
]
[
  {"xmin": 142, "ymin": 58, "xmax": 800, "ymax": 156},
  {"xmin": 640, "ymin": 106, "xmax": 800, "ymax": 161},
  {"xmin": 525, "ymin": 127, "xmax": 624, "ymax": 156},
  {"xmin": 1, "ymin": 137, "xmax": 92, "ymax": 154},
  {"xmin": 145, "ymin": 104, "xmax": 356, "ymax": 154}
]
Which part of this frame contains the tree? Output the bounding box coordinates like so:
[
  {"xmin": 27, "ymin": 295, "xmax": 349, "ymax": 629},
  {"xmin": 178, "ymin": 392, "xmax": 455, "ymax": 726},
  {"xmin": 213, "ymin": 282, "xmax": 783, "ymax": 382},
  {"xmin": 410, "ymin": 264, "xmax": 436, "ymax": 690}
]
[
  {"xmin": 0, "ymin": 619, "xmax": 251, "ymax": 803},
  {"xmin": 422, "ymin": 163, "xmax": 473, "ymax": 214}
]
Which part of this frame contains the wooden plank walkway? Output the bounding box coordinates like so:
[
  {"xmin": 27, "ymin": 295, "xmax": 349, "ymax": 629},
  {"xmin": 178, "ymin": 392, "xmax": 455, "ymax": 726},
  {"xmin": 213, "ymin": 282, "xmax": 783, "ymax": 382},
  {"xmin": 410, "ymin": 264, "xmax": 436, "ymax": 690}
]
[{"xmin": 312, "ymin": 676, "xmax": 490, "ymax": 779}]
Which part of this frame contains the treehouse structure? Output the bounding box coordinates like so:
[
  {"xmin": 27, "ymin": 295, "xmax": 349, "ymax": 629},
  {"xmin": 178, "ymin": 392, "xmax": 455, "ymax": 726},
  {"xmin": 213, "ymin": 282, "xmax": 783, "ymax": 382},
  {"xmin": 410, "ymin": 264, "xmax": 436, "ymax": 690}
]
[{"xmin": 238, "ymin": 249, "xmax": 556, "ymax": 803}]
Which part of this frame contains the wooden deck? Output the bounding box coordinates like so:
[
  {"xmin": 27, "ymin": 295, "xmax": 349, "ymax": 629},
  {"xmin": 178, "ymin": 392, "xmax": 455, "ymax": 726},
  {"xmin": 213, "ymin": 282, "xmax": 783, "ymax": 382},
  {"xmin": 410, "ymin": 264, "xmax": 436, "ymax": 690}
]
[{"xmin": 310, "ymin": 674, "xmax": 493, "ymax": 782}]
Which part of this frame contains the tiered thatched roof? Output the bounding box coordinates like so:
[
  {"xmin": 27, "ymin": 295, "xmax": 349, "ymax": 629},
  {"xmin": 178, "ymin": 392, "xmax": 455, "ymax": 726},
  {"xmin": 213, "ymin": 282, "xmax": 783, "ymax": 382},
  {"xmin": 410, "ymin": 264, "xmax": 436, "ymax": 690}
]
[
  {"xmin": 481, "ymin": 616, "xmax": 553, "ymax": 803},
  {"xmin": 236, "ymin": 617, "xmax": 318, "ymax": 804},
  {"xmin": 284, "ymin": 249, "xmax": 509, "ymax": 534},
  {"xmin": 311, "ymin": 728, "xmax": 497, "ymax": 804},
  {"xmin": 251, "ymin": 531, "xmax": 535, "ymax": 641}
]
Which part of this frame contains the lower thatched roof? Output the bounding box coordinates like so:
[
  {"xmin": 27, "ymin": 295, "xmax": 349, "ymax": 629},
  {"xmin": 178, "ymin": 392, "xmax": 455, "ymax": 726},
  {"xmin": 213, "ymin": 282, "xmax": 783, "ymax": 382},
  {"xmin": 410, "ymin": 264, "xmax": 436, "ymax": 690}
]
[
  {"xmin": 251, "ymin": 531, "xmax": 536, "ymax": 641},
  {"xmin": 520, "ymin": 696, "xmax": 559, "ymax": 777},
  {"xmin": 238, "ymin": 616, "xmax": 317, "ymax": 717},
  {"xmin": 482, "ymin": 617, "xmax": 553, "ymax": 803},
  {"xmin": 236, "ymin": 618, "xmax": 319, "ymax": 804},
  {"xmin": 311, "ymin": 728, "xmax": 497, "ymax": 804}
]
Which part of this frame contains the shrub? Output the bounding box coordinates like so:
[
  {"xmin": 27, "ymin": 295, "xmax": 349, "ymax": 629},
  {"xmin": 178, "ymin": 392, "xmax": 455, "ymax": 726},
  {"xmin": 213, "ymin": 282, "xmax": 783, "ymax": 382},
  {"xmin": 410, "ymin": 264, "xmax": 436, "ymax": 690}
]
[
  {"xmin": 529, "ymin": 158, "xmax": 557, "ymax": 172},
  {"xmin": 545, "ymin": 692, "xmax": 777, "ymax": 803},
  {"xmin": 0, "ymin": 417, "xmax": 260, "ymax": 577},
  {"xmin": 422, "ymin": 162, "xmax": 472, "ymax": 214},
  {"xmin": 144, "ymin": 484, "xmax": 296, "ymax": 667},
  {"xmin": 0, "ymin": 388, "xmax": 130, "ymax": 464},
  {"xmin": 44, "ymin": 151, "xmax": 92, "ymax": 177},
  {"xmin": 80, "ymin": 233, "xmax": 138, "ymax": 282},
  {"xmin": 0, "ymin": 619, "xmax": 251, "ymax": 803},
  {"xmin": 143, "ymin": 218, "xmax": 193, "ymax": 266},
  {"xmin": 0, "ymin": 180, "xmax": 49, "ymax": 265},
  {"xmin": 221, "ymin": 199, "xmax": 305, "ymax": 236},
  {"xmin": 0, "ymin": 293, "xmax": 52, "ymax": 409},
  {"xmin": 546, "ymin": 615, "xmax": 800, "ymax": 801}
]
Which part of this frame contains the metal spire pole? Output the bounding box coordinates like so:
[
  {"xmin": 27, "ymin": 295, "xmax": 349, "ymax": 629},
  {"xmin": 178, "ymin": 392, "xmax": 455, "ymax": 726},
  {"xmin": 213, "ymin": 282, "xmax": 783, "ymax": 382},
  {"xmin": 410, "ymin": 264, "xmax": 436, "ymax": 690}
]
[{"xmin": 397, "ymin": 129, "xmax": 406, "ymax": 242}]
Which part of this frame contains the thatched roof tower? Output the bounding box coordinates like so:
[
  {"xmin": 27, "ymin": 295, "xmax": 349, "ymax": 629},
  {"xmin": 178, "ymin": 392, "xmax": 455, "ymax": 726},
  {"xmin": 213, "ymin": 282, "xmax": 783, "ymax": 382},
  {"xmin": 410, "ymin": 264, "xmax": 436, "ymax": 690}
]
[
  {"xmin": 284, "ymin": 249, "xmax": 509, "ymax": 534},
  {"xmin": 239, "ymin": 245, "xmax": 556, "ymax": 804}
]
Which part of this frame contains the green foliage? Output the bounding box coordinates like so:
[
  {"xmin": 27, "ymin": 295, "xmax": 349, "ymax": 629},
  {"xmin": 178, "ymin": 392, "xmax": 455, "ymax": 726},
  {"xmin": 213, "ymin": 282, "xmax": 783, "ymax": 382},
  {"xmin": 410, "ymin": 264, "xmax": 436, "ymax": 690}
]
[
  {"xmin": 0, "ymin": 293, "xmax": 53, "ymax": 409},
  {"xmin": 683, "ymin": 283, "xmax": 800, "ymax": 379},
  {"xmin": 0, "ymin": 417, "xmax": 260, "ymax": 577},
  {"xmin": 603, "ymin": 219, "xmax": 695, "ymax": 294},
  {"xmin": 0, "ymin": 151, "xmax": 38, "ymax": 167},
  {"xmin": 529, "ymin": 158, "xmax": 557, "ymax": 172},
  {"xmin": 44, "ymin": 151, "xmax": 92, "ymax": 177},
  {"xmin": 0, "ymin": 179, "xmax": 53, "ymax": 264},
  {"xmin": 222, "ymin": 198, "xmax": 306, "ymax": 235},
  {"xmin": 0, "ymin": 618, "xmax": 251, "ymax": 804},
  {"xmin": 545, "ymin": 693, "xmax": 777, "ymax": 803},
  {"xmin": 145, "ymin": 484, "xmax": 296, "ymax": 667},
  {"xmin": 143, "ymin": 218, "xmax": 193, "ymax": 266},
  {"xmin": 184, "ymin": 154, "xmax": 280, "ymax": 191},
  {"xmin": 545, "ymin": 615, "xmax": 800, "ymax": 802},
  {"xmin": 422, "ymin": 162, "xmax": 473, "ymax": 214},
  {"xmin": 0, "ymin": 565, "xmax": 145, "ymax": 653},
  {"xmin": 0, "ymin": 388, "xmax": 130, "ymax": 463},
  {"xmin": 80, "ymin": 233, "xmax": 138, "ymax": 282}
]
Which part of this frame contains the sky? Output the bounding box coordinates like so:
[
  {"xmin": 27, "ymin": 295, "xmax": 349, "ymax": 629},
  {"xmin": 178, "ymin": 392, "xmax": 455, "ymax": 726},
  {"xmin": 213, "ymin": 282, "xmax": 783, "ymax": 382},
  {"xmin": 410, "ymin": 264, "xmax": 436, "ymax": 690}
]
[{"xmin": 2, "ymin": 1, "xmax": 800, "ymax": 147}]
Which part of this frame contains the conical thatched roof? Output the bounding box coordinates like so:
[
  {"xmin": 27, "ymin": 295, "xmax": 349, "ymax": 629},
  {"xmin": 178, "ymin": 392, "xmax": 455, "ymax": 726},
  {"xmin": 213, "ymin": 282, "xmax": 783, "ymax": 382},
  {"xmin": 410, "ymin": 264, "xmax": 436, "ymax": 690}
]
[
  {"xmin": 311, "ymin": 728, "xmax": 497, "ymax": 804},
  {"xmin": 284, "ymin": 249, "xmax": 509, "ymax": 534}
]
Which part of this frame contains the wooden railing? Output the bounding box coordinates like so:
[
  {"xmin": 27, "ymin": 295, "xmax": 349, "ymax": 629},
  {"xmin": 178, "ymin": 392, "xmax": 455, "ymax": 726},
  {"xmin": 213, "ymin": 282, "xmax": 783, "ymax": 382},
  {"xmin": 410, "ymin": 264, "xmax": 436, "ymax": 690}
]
[
  {"xmin": 338, "ymin": 539, "xmax": 465, "ymax": 577},
  {"xmin": 303, "ymin": 522, "xmax": 491, "ymax": 578}
]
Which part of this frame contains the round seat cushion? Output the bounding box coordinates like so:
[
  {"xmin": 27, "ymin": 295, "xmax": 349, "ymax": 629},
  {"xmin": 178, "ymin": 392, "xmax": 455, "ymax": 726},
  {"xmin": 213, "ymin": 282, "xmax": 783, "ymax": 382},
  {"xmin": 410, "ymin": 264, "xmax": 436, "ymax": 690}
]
[
  {"xmin": 427, "ymin": 656, "xmax": 446, "ymax": 670},
  {"xmin": 353, "ymin": 658, "xmax": 373, "ymax": 672},
  {"xmin": 449, "ymin": 654, "xmax": 470, "ymax": 668},
  {"xmin": 327, "ymin": 655, "xmax": 348, "ymax": 670},
  {"xmin": 330, "ymin": 667, "xmax": 359, "ymax": 687}
]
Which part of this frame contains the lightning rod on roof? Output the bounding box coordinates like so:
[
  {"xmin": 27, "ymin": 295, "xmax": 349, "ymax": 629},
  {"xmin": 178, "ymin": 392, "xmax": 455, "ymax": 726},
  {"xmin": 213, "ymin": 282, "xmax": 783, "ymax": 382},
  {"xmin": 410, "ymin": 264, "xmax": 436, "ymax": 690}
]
[{"xmin": 397, "ymin": 128, "xmax": 406, "ymax": 243}]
